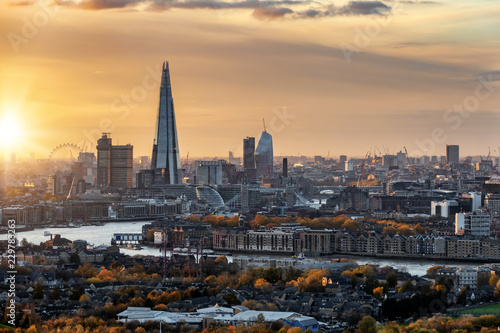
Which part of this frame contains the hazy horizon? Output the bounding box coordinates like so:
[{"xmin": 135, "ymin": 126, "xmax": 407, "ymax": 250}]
[{"xmin": 1, "ymin": 0, "xmax": 499, "ymax": 159}]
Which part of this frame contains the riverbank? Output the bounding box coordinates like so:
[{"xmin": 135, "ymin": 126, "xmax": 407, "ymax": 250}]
[
  {"xmin": 330, "ymin": 251, "xmax": 500, "ymax": 265},
  {"xmin": 7, "ymin": 217, "xmax": 156, "ymax": 231}
]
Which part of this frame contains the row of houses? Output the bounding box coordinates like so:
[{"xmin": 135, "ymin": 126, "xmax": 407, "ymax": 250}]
[
  {"xmin": 213, "ymin": 228, "xmax": 500, "ymax": 260},
  {"xmin": 0, "ymin": 199, "xmax": 185, "ymax": 226},
  {"xmin": 1, "ymin": 245, "xmax": 119, "ymax": 266}
]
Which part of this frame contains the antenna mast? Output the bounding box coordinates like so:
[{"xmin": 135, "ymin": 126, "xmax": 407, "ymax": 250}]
[{"xmin": 263, "ymin": 118, "xmax": 267, "ymax": 132}]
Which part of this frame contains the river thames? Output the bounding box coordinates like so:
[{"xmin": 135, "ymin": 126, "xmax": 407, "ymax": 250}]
[{"xmin": 14, "ymin": 221, "xmax": 482, "ymax": 276}]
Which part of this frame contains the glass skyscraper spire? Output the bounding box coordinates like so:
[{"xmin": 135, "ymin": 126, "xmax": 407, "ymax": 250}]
[
  {"xmin": 151, "ymin": 61, "xmax": 182, "ymax": 184},
  {"xmin": 255, "ymin": 130, "xmax": 273, "ymax": 178}
]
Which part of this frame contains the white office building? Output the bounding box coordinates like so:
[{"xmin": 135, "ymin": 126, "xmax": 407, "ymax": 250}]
[{"xmin": 455, "ymin": 211, "xmax": 491, "ymax": 236}]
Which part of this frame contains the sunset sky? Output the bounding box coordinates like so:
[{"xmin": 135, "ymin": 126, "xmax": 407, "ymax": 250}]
[{"xmin": 0, "ymin": 0, "xmax": 499, "ymax": 160}]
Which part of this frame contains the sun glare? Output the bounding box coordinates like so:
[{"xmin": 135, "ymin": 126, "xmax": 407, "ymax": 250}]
[{"xmin": 0, "ymin": 112, "xmax": 23, "ymax": 149}]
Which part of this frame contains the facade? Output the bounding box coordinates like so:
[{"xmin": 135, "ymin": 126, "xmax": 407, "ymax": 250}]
[
  {"xmin": 344, "ymin": 160, "xmax": 354, "ymax": 171},
  {"xmin": 446, "ymin": 145, "xmax": 459, "ymax": 164},
  {"xmin": 383, "ymin": 155, "xmax": 397, "ymax": 167},
  {"xmin": 213, "ymin": 228, "xmax": 296, "ymax": 253},
  {"xmin": 78, "ymin": 152, "xmax": 97, "ymax": 185},
  {"xmin": 255, "ymin": 131, "xmax": 273, "ymax": 178},
  {"xmin": 431, "ymin": 200, "xmax": 459, "ymax": 218},
  {"xmin": 110, "ymin": 145, "xmax": 133, "ymax": 188},
  {"xmin": 96, "ymin": 133, "xmax": 133, "ymax": 188},
  {"xmin": 485, "ymin": 193, "xmax": 500, "ymax": 217},
  {"xmin": 455, "ymin": 212, "xmax": 491, "ymax": 236},
  {"xmin": 457, "ymin": 267, "xmax": 477, "ymax": 290},
  {"xmin": 447, "ymin": 238, "xmax": 481, "ymax": 259},
  {"xmin": 211, "ymin": 227, "xmax": 500, "ymax": 260},
  {"xmin": 195, "ymin": 186, "xmax": 225, "ymax": 208},
  {"xmin": 196, "ymin": 160, "xmax": 223, "ymax": 185},
  {"xmin": 150, "ymin": 61, "xmax": 182, "ymax": 185},
  {"xmin": 96, "ymin": 134, "xmax": 112, "ymax": 186},
  {"xmin": 298, "ymin": 230, "xmax": 338, "ymax": 255},
  {"xmin": 243, "ymin": 137, "xmax": 256, "ymax": 181}
]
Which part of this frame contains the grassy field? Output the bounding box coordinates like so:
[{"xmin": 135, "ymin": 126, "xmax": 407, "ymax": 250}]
[{"xmin": 456, "ymin": 303, "xmax": 500, "ymax": 315}]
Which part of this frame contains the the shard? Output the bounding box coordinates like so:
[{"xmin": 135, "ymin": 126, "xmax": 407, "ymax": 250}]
[{"xmin": 151, "ymin": 61, "xmax": 182, "ymax": 184}]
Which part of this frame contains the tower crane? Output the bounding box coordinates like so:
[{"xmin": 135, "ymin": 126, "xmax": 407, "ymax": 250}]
[
  {"xmin": 404, "ymin": 147, "xmax": 414, "ymax": 186},
  {"xmin": 357, "ymin": 150, "xmax": 370, "ymax": 187},
  {"xmin": 182, "ymin": 152, "xmax": 190, "ymax": 177}
]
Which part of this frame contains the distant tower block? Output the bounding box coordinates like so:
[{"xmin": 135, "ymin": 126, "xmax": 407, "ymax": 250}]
[
  {"xmin": 243, "ymin": 137, "xmax": 256, "ymax": 181},
  {"xmin": 255, "ymin": 122, "xmax": 273, "ymax": 178},
  {"xmin": 446, "ymin": 145, "xmax": 459, "ymax": 165},
  {"xmin": 151, "ymin": 61, "xmax": 182, "ymax": 184}
]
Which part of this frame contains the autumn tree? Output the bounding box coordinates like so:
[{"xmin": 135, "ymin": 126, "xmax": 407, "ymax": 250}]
[
  {"xmin": 383, "ymin": 226, "xmax": 397, "ymax": 236},
  {"xmin": 373, "ymin": 287, "xmax": 384, "ymax": 300},
  {"xmin": 342, "ymin": 219, "xmax": 362, "ymax": 231},
  {"xmin": 250, "ymin": 215, "xmax": 269, "ymax": 229},
  {"xmin": 426, "ymin": 266, "xmax": 443, "ymax": 275},
  {"xmin": 489, "ymin": 275, "xmax": 500, "ymax": 286},
  {"xmin": 75, "ymin": 262, "xmax": 98, "ymax": 278},
  {"xmin": 254, "ymin": 278, "xmax": 272, "ymax": 293}
]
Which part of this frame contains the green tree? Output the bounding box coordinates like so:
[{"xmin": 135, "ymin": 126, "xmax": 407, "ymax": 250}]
[
  {"xmin": 458, "ymin": 286, "xmax": 468, "ymax": 305},
  {"xmin": 380, "ymin": 321, "xmax": 401, "ymax": 333},
  {"xmin": 223, "ymin": 293, "xmax": 240, "ymax": 305},
  {"xmin": 69, "ymin": 286, "xmax": 84, "ymax": 301},
  {"xmin": 33, "ymin": 283, "xmax": 44, "ymax": 300},
  {"xmin": 398, "ymin": 280, "xmax": 414, "ymax": 293},
  {"xmin": 50, "ymin": 286, "xmax": 61, "ymax": 300},
  {"xmin": 387, "ymin": 272, "xmax": 398, "ymax": 288},
  {"xmin": 70, "ymin": 252, "xmax": 81, "ymax": 264},
  {"xmin": 357, "ymin": 316, "xmax": 377, "ymax": 333},
  {"xmin": 364, "ymin": 276, "xmax": 378, "ymax": 294}
]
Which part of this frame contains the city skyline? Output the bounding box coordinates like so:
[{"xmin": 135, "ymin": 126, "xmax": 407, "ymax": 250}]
[{"xmin": 0, "ymin": 1, "xmax": 499, "ymax": 159}]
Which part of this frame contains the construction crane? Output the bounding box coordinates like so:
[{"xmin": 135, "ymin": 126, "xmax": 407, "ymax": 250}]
[
  {"xmin": 182, "ymin": 152, "xmax": 190, "ymax": 177},
  {"xmin": 66, "ymin": 177, "xmax": 75, "ymax": 200},
  {"xmin": 404, "ymin": 147, "xmax": 414, "ymax": 185},
  {"xmin": 357, "ymin": 150, "xmax": 370, "ymax": 187}
]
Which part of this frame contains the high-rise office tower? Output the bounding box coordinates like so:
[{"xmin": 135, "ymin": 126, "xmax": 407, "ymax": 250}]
[
  {"xmin": 96, "ymin": 133, "xmax": 133, "ymax": 188},
  {"xmin": 255, "ymin": 130, "xmax": 273, "ymax": 178},
  {"xmin": 446, "ymin": 145, "xmax": 459, "ymax": 164},
  {"xmin": 243, "ymin": 137, "xmax": 255, "ymax": 170},
  {"xmin": 243, "ymin": 137, "xmax": 256, "ymax": 180},
  {"xmin": 97, "ymin": 134, "xmax": 112, "ymax": 186},
  {"xmin": 283, "ymin": 158, "xmax": 288, "ymax": 178},
  {"xmin": 151, "ymin": 61, "xmax": 181, "ymax": 184},
  {"xmin": 111, "ymin": 144, "xmax": 133, "ymax": 187}
]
